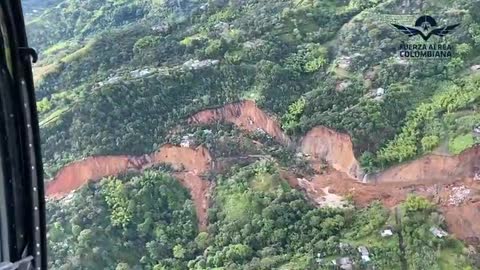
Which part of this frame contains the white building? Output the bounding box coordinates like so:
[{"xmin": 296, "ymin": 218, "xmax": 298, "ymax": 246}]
[
  {"xmin": 381, "ymin": 229, "xmax": 393, "ymax": 237},
  {"xmin": 430, "ymin": 227, "xmax": 448, "ymax": 238},
  {"xmin": 358, "ymin": 246, "xmax": 370, "ymax": 262},
  {"xmin": 180, "ymin": 134, "xmax": 195, "ymax": 148},
  {"xmin": 376, "ymin": 87, "xmax": 385, "ymax": 97}
]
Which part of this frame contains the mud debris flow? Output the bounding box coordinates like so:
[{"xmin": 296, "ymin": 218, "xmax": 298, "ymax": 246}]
[
  {"xmin": 188, "ymin": 100, "xmax": 291, "ymax": 146},
  {"xmin": 46, "ymin": 144, "xmax": 212, "ymax": 231},
  {"xmin": 46, "ymin": 100, "xmax": 480, "ymax": 241}
]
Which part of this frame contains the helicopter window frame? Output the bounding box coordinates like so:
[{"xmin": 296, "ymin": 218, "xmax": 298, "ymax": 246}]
[
  {"xmin": 0, "ymin": 7, "xmax": 12, "ymax": 78},
  {"xmin": 0, "ymin": 5, "xmax": 9, "ymax": 264}
]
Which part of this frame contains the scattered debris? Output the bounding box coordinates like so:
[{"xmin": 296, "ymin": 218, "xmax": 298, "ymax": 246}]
[
  {"xmin": 468, "ymin": 245, "xmax": 477, "ymax": 255},
  {"xmin": 130, "ymin": 68, "xmax": 154, "ymax": 79},
  {"xmin": 214, "ymin": 22, "xmax": 230, "ymax": 32},
  {"xmin": 474, "ymin": 169, "xmax": 480, "ymax": 181},
  {"xmin": 96, "ymin": 75, "xmax": 121, "ymax": 87},
  {"xmin": 295, "ymin": 152, "xmax": 309, "ymax": 159},
  {"xmin": 336, "ymin": 80, "xmax": 352, "ymax": 91},
  {"xmin": 430, "ymin": 227, "xmax": 448, "ymax": 238},
  {"xmin": 332, "ymin": 257, "xmax": 353, "ymax": 270},
  {"xmin": 183, "ymin": 59, "xmax": 220, "ymax": 70},
  {"xmin": 255, "ymin": 127, "xmax": 266, "ymax": 134},
  {"xmin": 448, "ymin": 186, "xmax": 471, "ymax": 206},
  {"xmin": 317, "ymin": 187, "xmax": 347, "ymax": 208},
  {"xmin": 297, "ymin": 178, "xmax": 317, "ymax": 196},
  {"xmin": 151, "ymin": 23, "xmax": 170, "ymax": 33}
]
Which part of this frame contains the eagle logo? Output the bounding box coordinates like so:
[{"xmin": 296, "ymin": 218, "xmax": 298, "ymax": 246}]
[{"xmin": 392, "ymin": 15, "xmax": 460, "ymax": 41}]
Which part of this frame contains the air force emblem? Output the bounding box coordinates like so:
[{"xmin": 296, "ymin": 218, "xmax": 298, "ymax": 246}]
[{"xmin": 392, "ymin": 15, "xmax": 460, "ymax": 41}]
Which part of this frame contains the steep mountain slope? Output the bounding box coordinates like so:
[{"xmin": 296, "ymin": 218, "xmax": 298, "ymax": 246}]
[
  {"xmin": 26, "ymin": 0, "xmax": 480, "ymax": 268},
  {"xmin": 45, "ymin": 101, "xmax": 480, "ymax": 242},
  {"xmin": 188, "ymin": 100, "xmax": 291, "ymax": 145},
  {"xmin": 301, "ymin": 126, "xmax": 362, "ymax": 179}
]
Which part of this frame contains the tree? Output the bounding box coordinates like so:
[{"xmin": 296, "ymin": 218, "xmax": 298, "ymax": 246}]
[
  {"xmin": 282, "ymin": 97, "xmax": 306, "ymax": 133},
  {"xmin": 195, "ymin": 232, "xmax": 209, "ymax": 250},
  {"xmin": 404, "ymin": 195, "xmax": 433, "ymax": 213},
  {"xmin": 115, "ymin": 263, "xmax": 130, "ymax": 270},
  {"xmin": 225, "ymin": 244, "xmax": 253, "ymax": 263},
  {"xmin": 173, "ymin": 244, "xmax": 186, "ymax": 259}
]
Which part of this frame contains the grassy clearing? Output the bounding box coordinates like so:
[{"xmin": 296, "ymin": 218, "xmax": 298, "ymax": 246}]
[
  {"xmin": 61, "ymin": 41, "xmax": 94, "ymax": 63},
  {"xmin": 39, "ymin": 107, "xmax": 69, "ymax": 127},
  {"xmin": 33, "ymin": 63, "xmax": 61, "ymax": 83},
  {"xmin": 438, "ymin": 239, "xmax": 471, "ymax": 270},
  {"xmin": 449, "ymin": 133, "xmax": 475, "ymax": 154}
]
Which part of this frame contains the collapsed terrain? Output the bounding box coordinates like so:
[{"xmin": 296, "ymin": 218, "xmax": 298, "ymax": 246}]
[{"xmin": 46, "ymin": 100, "xmax": 480, "ymax": 242}]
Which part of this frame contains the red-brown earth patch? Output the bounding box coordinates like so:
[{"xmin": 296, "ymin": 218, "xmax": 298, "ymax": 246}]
[{"xmin": 46, "ymin": 145, "xmax": 211, "ymax": 230}]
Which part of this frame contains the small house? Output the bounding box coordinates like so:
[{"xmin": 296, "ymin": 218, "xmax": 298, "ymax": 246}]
[
  {"xmin": 358, "ymin": 246, "xmax": 371, "ymax": 262},
  {"xmin": 338, "ymin": 56, "xmax": 352, "ymax": 70},
  {"xmin": 471, "ymin": 65, "xmax": 480, "ymax": 71},
  {"xmin": 376, "ymin": 87, "xmax": 385, "ymax": 97},
  {"xmin": 381, "ymin": 229, "xmax": 394, "ymax": 237},
  {"xmin": 358, "ymin": 246, "xmax": 369, "ymax": 255},
  {"xmin": 180, "ymin": 134, "xmax": 195, "ymax": 148},
  {"xmin": 430, "ymin": 227, "xmax": 448, "ymax": 238},
  {"xmin": 473, "ymin": 125, "xmax": 480, "ymax": 136},
  {"xmin": 333, "ymin": 257, "xmax": 353, "ymax": 270}
]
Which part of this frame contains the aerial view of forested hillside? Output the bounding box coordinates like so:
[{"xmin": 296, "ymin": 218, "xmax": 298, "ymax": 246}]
[{"xmin": 25, "ymin": 0, "xmax": 480, "ymax": 269}]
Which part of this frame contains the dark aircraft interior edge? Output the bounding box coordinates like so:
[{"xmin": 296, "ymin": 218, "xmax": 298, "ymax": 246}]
[{"xmin": 0, "ymin": 0, "xmax": 47, "ymax": 269}]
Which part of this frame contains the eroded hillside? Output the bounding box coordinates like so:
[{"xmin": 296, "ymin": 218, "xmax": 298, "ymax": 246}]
[
  {"xmin": 188, "ymin": 100, "xmax": 291, "ymax": 146},
  {"xmin": 47, "ymin": 100, "xmax": 480, "ymax": 244},
  {"xmin": 46, "ymin": 144, "xmax": 212, "ymax": 230},
  {"xmin": 300, "ymin": 126, "xmax": 362, "ymax": 179}
]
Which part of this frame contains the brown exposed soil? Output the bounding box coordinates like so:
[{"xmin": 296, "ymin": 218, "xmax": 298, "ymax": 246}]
[
  {"xmin": 300, "ymin": 126, "xmax": 362, "ymax": 179},
  {"xmin": 45, "ymin": 100, "xmax": 480, "ymax": 241},
  {"xmin": 46, "ymin": 155, "xmax": 131, "ymax": 199},
  {"xmin": 174, "ymin": 172, "xmax": 211, "ymax": 231},
  {"xmin": 300, "ymin": 166, "xmax": 480, "ymax": 241},
  {"xmin": 372, "ymin": 146, "xmax": 480, "ymax": 184},
  {"xmin": 150, "ymin": 144, "xmax": 212, "ymax": 174},
  {"xmin": 443, "ymin": 202, "xmax": 480, "ymax": 241},
  {"xmin": 46, "ymin": 144, "xmax": 211, "ymax": 231},
  {"xmin": 188, "ymin": 100, "xmax": 291, "ymax": 146}
]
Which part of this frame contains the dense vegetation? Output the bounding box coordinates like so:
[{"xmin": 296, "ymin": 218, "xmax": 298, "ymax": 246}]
[
  {"xmin": 30, "ymin": 0, "xmax": 480, "ymax": 174},
  {"xmin": 26, "ymin": 0, "xmax": 480, "ymax": 268},
  {"xmin": 47, "ymin": 163, "xmax": 475, "ymax": 269},
  {"xmin": 47, "ymin": 170, "xmax": 198, "ymax": 269}
]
